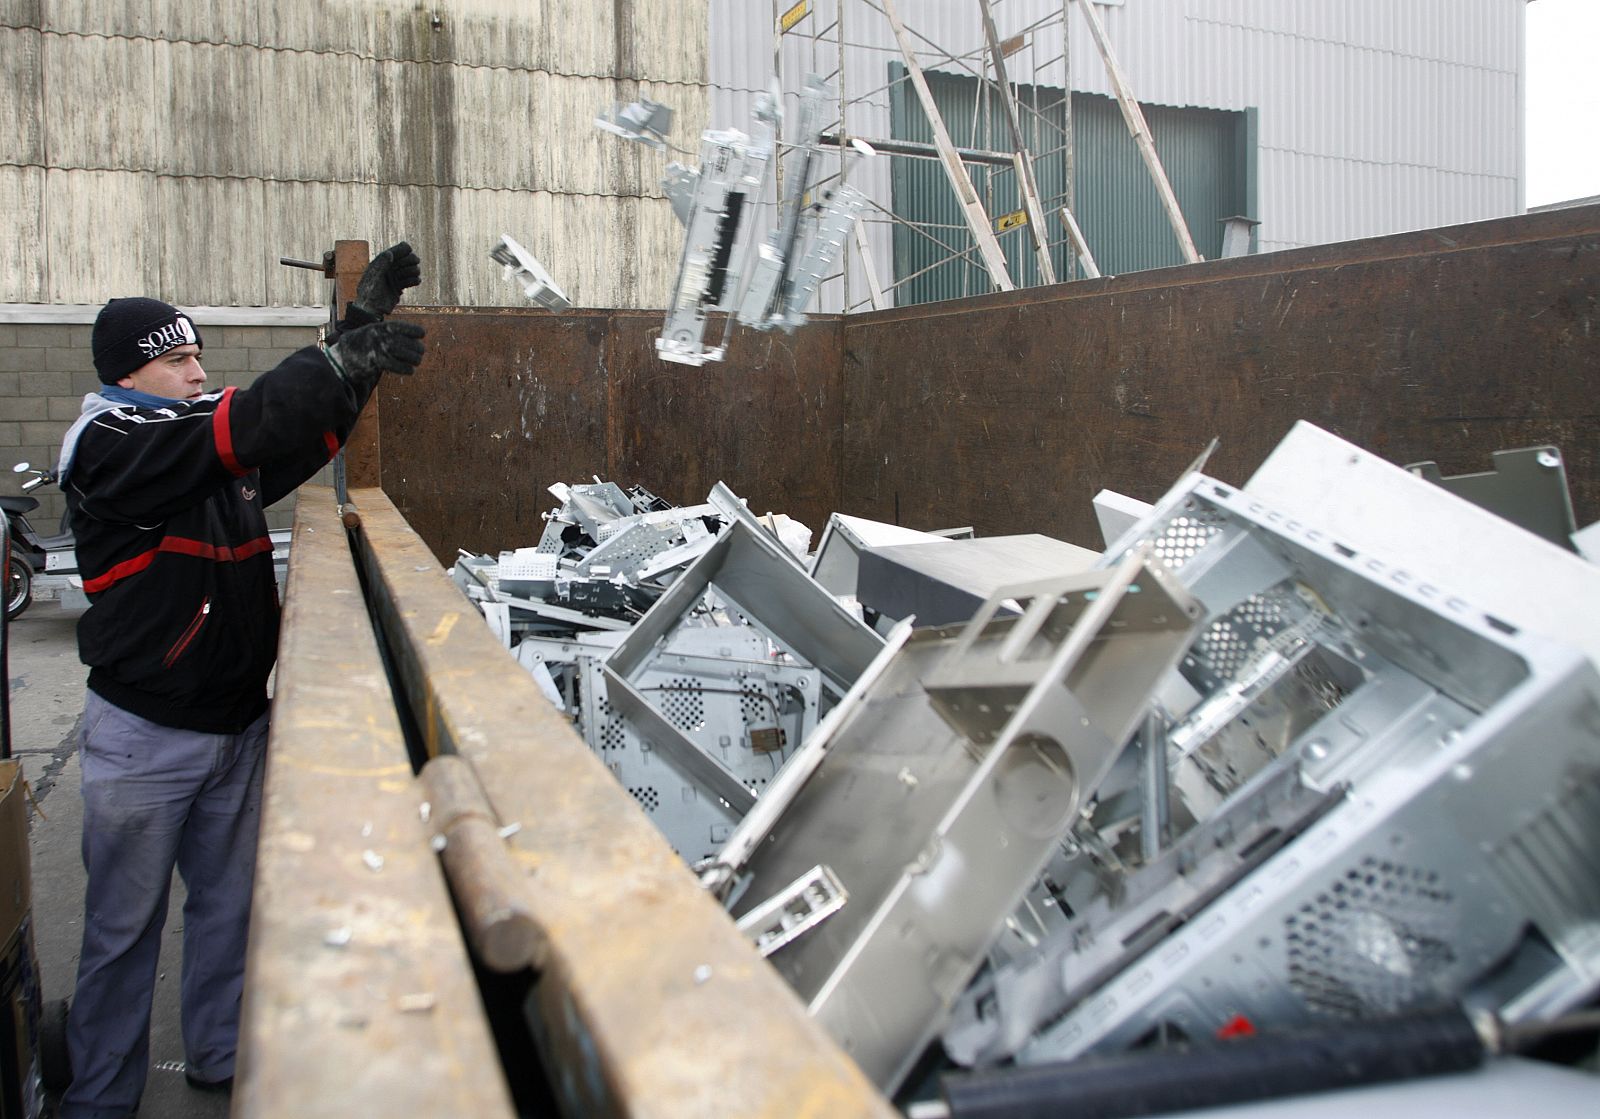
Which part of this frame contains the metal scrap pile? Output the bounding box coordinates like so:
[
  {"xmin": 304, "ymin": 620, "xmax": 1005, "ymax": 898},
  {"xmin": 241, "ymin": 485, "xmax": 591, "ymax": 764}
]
[
  {"xmin": 454, "ymin": 479, "xmax": 722, "ymax": 638},
  {"xmin": 452, "ymin": 427, "xmax": 1600, "ymax": 1107},
  {"xmin": 451, "ymin": 478, "xmax": 869, "ymax": 866}
]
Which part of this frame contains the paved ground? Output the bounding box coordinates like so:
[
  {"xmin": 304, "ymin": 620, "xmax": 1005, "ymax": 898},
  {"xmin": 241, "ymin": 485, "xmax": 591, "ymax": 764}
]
[{"xmin": 8, "ymin": 597, "xmax": 228, "ymax": 1119}]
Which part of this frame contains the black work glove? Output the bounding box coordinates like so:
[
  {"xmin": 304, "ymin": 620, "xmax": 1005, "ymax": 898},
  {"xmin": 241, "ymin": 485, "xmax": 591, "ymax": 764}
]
[
  {"xmin": 326, "ymin": 321, "xmax": 427, "ymax": 395},
  {"xmin": 351, "ymin": 240, "xmax": 422, "ymax": 319}
]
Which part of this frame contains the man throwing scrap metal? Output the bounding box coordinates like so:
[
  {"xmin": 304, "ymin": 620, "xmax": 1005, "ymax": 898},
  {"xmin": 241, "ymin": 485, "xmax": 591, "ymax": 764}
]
[{"xmin": 55, "ymin": 243, "xmax": 426, "ymax": 1118}]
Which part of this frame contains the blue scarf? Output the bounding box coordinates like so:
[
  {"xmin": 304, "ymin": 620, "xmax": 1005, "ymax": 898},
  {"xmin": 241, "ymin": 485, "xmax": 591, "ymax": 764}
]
[{"xmin": 99, "ymin": 384, "xmax": 187, "ymax": 409}]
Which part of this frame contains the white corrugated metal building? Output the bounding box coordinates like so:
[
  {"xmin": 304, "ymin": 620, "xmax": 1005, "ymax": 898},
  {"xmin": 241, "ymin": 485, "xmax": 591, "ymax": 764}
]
[{"xmin": 709, "ymin": 0, "xmax": 1529, "ymax": 310}]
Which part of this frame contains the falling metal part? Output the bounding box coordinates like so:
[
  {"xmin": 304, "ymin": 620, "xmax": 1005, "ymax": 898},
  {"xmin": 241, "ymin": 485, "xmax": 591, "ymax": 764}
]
[{"xmin": 489, "ymin": 234, "xmax": 572, "ymax": 311}]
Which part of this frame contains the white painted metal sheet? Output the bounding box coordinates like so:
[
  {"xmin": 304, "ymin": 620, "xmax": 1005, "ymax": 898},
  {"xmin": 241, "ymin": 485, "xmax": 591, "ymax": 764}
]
[{"xmin": 710, "ymin": 0, "xmax": 1526, "ymax": 305}]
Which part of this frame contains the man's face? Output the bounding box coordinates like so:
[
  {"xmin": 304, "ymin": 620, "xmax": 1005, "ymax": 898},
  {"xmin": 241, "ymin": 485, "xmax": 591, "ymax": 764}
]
[{"xmin": 118, "ymin": 344, "xmax": 207, "ymax": 400}]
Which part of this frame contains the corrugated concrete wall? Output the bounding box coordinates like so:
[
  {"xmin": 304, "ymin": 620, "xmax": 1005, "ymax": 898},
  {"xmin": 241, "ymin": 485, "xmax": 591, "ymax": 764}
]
[
  {"xmin": 0, "ymin": 321, "xmax": 321, "ymax": 532},
  {"xmin": 1, "ymin": 0, "xmax": 708, "ymax": 310},
  {"xmin": 374, "ymin": 205, "xmax": 1599, "ymax": 564}
]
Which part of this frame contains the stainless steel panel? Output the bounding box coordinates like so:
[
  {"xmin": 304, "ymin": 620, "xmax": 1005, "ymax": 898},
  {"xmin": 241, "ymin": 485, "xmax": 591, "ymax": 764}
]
[
  {"xmin": 943, "ymin": 459, "xmax": 1600, "ymax": 1071},
  {"xmin": 1244, "ymin": 422, "xmax": 1600, "ymax": 670},
  {"xmin": 857, "ymin": 533, "xmax": 1100, "ymax": 625},
  {"xmin": 809, "ymin": 513, "xmax": 952, "ymax": 599},
  {"xmin": 604, "ymin": 519, "xmax": 885, "ymax": 816},
  {"xmin": 730, "ymin": 547, "xmax": 1202, "ymax": 1091}
]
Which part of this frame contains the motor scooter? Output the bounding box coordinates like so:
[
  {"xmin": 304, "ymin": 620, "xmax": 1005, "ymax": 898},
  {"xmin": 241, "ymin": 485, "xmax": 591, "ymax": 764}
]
[{"xmin": 2, "ymin": 463, "xmax": 79, "ymax": 620}]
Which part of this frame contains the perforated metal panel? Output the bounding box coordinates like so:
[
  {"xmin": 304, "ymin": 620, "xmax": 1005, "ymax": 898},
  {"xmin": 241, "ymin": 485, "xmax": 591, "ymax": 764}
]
[
  {"xmin": 578, "ymin": 638, "xmax": 824, "ymax": 864},
  {"xmin": 596, "ymin": 693, "xmax": 629, "ymax": 753},
  {"xmin": 1150, "ymin": 512, "xmax": 1224, "ymax": 568},
  {"xmin": 578, "ymin": 521, "xmax": 686, "ymax": 579},
  {"xmin": 581, "ymin": 657, "xmax": 739, "ymax": 864},
  {"xmin": 991, "ymin": 471, "xmax": 1600, "ymax": 1069},
  {"xmin": 1181, "ymin": 582, "xmax": 1306, "ymax": 694},
  {"xmin": 534, "ymin": 517, "xmax": 568, "ymax": 555},
  {"xmin": 658, "ymin": 678, "xmax": 707, "ymax": 731},
  {"xmin": 1285, "ymin": 855, "xmax": 1459, "ymax": 1019},
  {"xmin": 627, "ymin": 784, "xmax": 663, "ymax": 813}
]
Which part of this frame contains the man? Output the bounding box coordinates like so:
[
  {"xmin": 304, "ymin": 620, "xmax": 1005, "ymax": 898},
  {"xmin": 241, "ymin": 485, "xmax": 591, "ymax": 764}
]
[{"xmin": 56, "ymin": 243, "xmax": 427, "ymax": 1118}]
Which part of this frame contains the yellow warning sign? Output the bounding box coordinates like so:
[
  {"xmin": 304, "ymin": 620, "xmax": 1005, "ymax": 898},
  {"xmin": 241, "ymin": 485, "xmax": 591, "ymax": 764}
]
[
  {"xmin": 780, "ymin": 1, "xmax": 811, "ymax": 34},
  {"xmin": 995, "ymin": 209, "xmax": 1029, "ymax": 233}
]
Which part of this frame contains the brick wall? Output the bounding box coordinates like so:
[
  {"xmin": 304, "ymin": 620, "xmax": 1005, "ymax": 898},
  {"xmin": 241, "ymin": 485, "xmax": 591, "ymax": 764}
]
[{"xmin": 0, "ymin": 321, "xmax": 326, "ymax": 536}]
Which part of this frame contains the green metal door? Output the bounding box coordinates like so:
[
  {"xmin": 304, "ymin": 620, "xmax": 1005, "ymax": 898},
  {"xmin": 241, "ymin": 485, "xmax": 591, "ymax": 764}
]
[{"xmin": 889, "ymin": 63, "xmax": 1252, "ymax": 305}]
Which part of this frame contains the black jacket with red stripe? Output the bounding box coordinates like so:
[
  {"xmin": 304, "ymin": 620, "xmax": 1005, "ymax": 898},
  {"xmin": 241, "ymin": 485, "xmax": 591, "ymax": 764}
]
[{"xmin": 61, "ymin": 345, "xmax": 366, "ymax": 733}]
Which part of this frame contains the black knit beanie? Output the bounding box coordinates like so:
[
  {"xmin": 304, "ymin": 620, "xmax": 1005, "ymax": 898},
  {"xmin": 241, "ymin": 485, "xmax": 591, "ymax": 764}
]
[{"xmin": 91, "ymin": 298, "xmax": 204, "ymax": 385}]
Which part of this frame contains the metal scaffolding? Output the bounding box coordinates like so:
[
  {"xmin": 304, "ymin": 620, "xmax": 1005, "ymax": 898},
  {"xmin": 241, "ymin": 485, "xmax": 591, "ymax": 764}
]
[{"xmin": 766, "ymin": 0, "xmax": 1195, "ymax": 311}]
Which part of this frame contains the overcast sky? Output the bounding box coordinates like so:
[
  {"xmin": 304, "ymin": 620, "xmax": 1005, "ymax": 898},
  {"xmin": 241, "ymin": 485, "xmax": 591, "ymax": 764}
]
[{"xmin": 1525, "ymin": 0, "xmax": 1600, "ymax": 206}]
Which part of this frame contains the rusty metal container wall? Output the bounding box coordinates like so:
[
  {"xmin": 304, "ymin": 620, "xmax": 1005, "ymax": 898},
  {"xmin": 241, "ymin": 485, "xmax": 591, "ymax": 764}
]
[
  {"xmin": 374, "ymin": 206, "xmax": 1598, "ymax": 567},
  {"xmin": 375, "ymin": 309, "xmax": 845, "ymax": 562},
  {"xmin": 239, "ymin": 487, "xmax": 516, "ymax": 1118},
  {"xmin": 2, "ymin": 0, "xmax": 708, "ymax": 309},
  {"xmin": 839, "ymin": 204, "xmax": 1600, "ymax": 549}
]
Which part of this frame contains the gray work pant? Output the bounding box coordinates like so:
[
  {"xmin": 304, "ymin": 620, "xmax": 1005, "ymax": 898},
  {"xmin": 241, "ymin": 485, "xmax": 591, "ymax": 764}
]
[{"xmin": 61, "ymin": 691, "xmax": 268, "ymax": 1119}]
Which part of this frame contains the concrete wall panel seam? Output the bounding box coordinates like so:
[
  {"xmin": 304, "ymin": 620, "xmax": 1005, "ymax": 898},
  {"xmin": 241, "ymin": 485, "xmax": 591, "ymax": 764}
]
[{"xmin": 19, "ymin": 26, "xmax": 708, "ymax": 85}]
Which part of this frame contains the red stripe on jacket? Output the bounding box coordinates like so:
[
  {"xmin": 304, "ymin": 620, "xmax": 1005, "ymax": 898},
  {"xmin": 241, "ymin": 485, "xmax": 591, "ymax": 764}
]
[
  {"xmin": 322, "ymin": 431, "xmax": 340, "ymax": 461},
  {"xmin": 82, "ymin": 534, "xmax": 274, "ymax": 594},
  {"xmin": 213, "ymin": 387, "xmax": 246, "ymax": 476}
]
